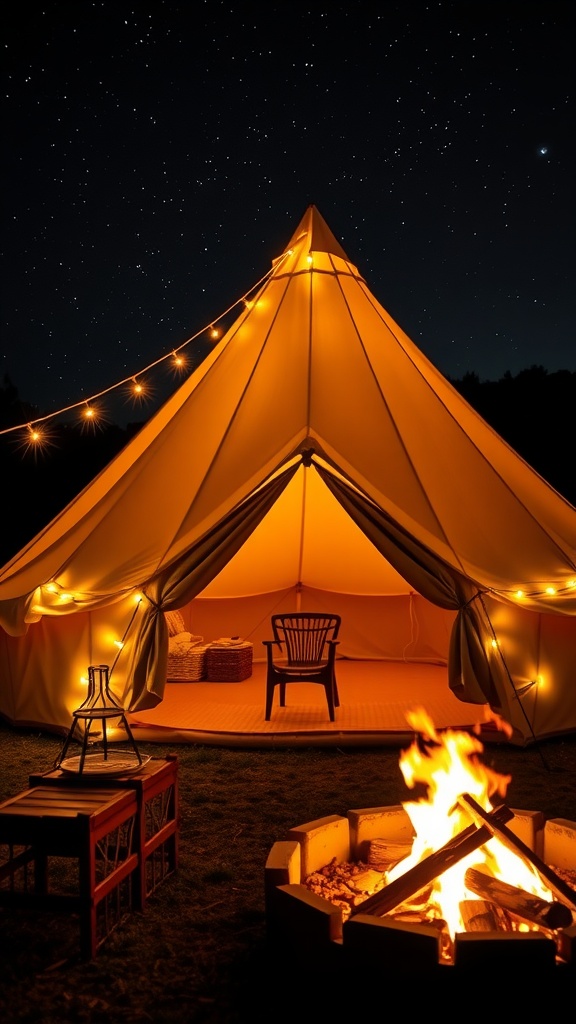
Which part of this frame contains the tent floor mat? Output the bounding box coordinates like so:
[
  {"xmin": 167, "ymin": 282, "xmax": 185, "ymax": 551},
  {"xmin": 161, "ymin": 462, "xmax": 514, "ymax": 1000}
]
[{"xmin": 128, "ymin": 660, "xmax": 498, "ymax": 748}]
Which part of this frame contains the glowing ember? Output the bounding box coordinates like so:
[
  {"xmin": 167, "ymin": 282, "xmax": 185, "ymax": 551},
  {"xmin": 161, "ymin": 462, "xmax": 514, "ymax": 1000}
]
[{"xmin": 389, "ymin": 708, "xmax": 556, "ymax": 938}]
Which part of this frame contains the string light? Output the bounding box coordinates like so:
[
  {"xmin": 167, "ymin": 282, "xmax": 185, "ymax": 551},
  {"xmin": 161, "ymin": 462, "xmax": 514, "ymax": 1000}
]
[
  {"xmin": 14, "ymin": 423, "xmax": 56, "ymax": 457},
  {"xmin": 500, "ymin": 580, "xmax": 576, "ymax": 601},
  {"xmin": 172, "ymin": 350, "xmax": 186, "ymax": 370},
  {"xmin": 128, "ymin": 377, "xmax": 151, "ymax": 404},
  {"xmin": 0, "ymin": 250, "xmax": 292, "ymax": 444}
]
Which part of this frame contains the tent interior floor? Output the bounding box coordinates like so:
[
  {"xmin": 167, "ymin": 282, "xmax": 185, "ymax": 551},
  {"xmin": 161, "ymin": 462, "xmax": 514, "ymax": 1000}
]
[{"xmin": 126, "ymin": 660, "xmax": 498, "ymax": 748}]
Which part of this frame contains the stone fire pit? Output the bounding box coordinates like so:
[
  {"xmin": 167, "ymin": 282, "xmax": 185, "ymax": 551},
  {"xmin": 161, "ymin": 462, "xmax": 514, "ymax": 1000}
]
[{"xmin": 265, "ymin": 805, "xmax": 576, "ymax": 980}]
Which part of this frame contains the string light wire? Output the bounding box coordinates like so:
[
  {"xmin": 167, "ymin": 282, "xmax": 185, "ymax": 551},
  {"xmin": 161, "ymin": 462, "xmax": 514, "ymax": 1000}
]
[{"xmin": 1, "ymin": 255, "xmax": 286, "ymax": 438}]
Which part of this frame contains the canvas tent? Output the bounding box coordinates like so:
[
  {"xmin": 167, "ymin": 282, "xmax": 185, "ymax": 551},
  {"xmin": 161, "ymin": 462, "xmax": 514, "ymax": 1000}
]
[{"xmin": 1, "ymin": 205, "xmax": 575, "ymax": 746}]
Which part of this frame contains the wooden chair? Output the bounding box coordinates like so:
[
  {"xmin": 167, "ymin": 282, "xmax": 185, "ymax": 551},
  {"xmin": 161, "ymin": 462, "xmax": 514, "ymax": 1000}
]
[{"xmin": 263, "ymin": 613, "xmax": 341, "ymax": 721}]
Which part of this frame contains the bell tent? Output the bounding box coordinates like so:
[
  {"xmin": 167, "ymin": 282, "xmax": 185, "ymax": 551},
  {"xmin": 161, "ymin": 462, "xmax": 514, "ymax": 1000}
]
[{"xmin": 0, "ymin": 205, "xmax": 575, "ymax": 746}]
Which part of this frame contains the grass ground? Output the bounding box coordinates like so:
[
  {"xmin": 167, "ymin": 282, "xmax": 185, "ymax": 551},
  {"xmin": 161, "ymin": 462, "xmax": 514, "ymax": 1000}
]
[{"xmin": 1, "ymin": 721, "xmax": 575, "ymax": 1022}]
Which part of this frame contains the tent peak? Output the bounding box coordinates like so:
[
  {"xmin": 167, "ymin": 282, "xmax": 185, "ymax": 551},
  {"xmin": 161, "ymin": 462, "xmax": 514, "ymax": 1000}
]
[{"xmin": 286, "ymin": 206, "xmax": 350, "ymax": 261}]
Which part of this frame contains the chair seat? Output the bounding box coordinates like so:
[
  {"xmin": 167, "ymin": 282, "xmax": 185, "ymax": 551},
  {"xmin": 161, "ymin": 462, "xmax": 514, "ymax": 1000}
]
[{"xmin": 271, "ymin": 661, "xmax": 330, "ymax": 675}]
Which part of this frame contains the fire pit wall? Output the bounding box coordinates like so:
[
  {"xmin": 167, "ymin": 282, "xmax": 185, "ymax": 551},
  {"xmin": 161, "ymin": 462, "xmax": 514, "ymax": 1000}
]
[{"xmin": 264, "ymin": 806, "xmax": 576, "ymax": 974}]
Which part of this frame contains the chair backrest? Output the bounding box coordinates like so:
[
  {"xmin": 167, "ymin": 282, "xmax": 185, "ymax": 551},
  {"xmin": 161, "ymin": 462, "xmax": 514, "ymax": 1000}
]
[{"xmin": 271, "ymin": 613, "xmax": 341, "ymax": 665}]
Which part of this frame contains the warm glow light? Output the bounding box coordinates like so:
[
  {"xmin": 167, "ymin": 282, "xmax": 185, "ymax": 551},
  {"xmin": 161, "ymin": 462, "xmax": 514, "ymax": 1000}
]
[
  {"xmin": 80, "ymin": 403, "xmax": 104, "ymax": 432},
  {"xmin": 490, "ymin": 638, "xmax": 499, "ymax": 649},
  {"xmin": 126, "ymin": 377, "xmax": 152, "ymax": 404},
  {"xmin": 515, "ymin": 589, "xmax": 525, "ymax": 599},
  {"xmin": 386, "ymin": 708, "xmax": 554, "ymax": 942},
  {"xmin": 134, "ymin": 592, "xmax": 143, "ymax": 604},
  {"xmin": 113, "ymin": 640, "xmax": 124, "ymax": 650},
  {"xmin": 307, "ymin": 255, "xmax": 313, "ymax": 265},
  {"xmin": 18, "ymin": 423, "xmax": 55, "ymax": 456},
  {"xmin": 545, "ymin": 586, "xmax": 556, "ymax": 595},
  {"xmin": 209, "ymin": 326, "xmax": 220, "ymax": 340}
]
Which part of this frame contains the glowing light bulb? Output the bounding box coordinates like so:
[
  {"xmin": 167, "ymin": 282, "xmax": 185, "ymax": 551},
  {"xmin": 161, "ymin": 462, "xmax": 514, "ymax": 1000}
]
[
  {"xmin": 515, "ymin": 589, "xmax": 525, "ymax": 599},
  {"xmin": 545, "ymin": 586, "xmax": 556, "ymax": 596}
]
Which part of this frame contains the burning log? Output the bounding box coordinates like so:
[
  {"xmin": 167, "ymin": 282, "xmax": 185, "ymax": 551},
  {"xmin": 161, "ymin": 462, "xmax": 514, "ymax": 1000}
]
[
  {"xmin": 458, "ymin": 794, "xmax": 576, "ymax": 913},
  {"xmin": 351, "ymin": 803, "xmax": 514, "ymax": 919},
  {"xmin": 459, "ymin": 899, "xmax": 513, "ymax": 932},
  {"xmin": 464, "ymin": 867, "xmax": 574, "ymax": 930}
]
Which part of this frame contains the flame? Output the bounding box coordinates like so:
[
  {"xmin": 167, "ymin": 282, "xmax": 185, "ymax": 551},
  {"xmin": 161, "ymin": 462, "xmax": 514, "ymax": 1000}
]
[{"xmin": 388, "ymin": 707, "xmax": 554, "ymax": 939}]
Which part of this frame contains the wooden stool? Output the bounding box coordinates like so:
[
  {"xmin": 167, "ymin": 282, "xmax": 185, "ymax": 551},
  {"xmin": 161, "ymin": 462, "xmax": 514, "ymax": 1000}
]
[
  {"xmin": 30, "ymin": 756, "xmax": 179, "ymax": 910},
  {"xmin": 0, "ymin": 785, "xmax": 138, "ymax": 958}
]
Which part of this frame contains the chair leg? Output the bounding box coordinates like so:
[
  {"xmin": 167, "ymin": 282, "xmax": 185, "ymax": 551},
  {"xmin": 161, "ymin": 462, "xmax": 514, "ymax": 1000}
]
[
  {"xmin": 279, "ymin": 683, "xmax": 286, "ymax": 707},
  {"xmin": 265, "ymin": 681, "xmax": 274, "ymax": 720},
  {"xmin": 325, "ymin": 682, "xmax": 336, "ymax": 722},
  {"xmin": 333, "ymin": 675, "xmax": 340, "ymax": 708}
]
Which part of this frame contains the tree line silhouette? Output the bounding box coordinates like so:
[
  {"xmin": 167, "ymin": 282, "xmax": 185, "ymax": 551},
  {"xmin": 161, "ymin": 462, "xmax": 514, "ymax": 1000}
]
[{"xmin": 0, "ymin": 365, "xmax": 574, "ymax": 567}]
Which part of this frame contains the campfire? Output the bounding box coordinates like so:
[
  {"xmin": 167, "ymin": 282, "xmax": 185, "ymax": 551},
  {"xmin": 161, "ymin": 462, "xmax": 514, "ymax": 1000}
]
[{"xmin": 265, "ymin": 708, "xmax": 576, "ymax": 973}]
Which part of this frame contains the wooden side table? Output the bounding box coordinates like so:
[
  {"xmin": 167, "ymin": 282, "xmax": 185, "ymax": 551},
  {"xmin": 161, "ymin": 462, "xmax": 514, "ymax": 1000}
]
[
  {"xmin": 0, "ymin": 785, "xmax": 138, "ymax": 959},
  {"xmin": 29, "ymin": 755, "xmax": 179, "ymax": 910}
]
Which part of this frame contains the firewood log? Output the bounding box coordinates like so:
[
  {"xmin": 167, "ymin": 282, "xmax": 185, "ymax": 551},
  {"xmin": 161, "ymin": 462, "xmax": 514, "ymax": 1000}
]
[
  {"xmin": 367, "ymin": 839, "xmax": 413, "ymax": 869},
  {"xmin": 351, "ymin": 804, "xmax": 514, "ymax": 919},
  {"xmin": 464, "ymin": 866, "xmax": 574, "ymax": 929},
  {"xmin": 459, "ymin": 898, "xmax": 513, "ymax": 932},
  {"xmin": 457, "ymin": 794, "xmax": 576, "ymax": 912}
]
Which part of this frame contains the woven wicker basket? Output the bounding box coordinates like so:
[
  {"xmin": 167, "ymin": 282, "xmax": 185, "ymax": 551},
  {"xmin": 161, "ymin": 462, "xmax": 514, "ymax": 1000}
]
[
  {"xmin": 206, "ymin": 642, "xmax": 253, "ymax": 682},
  {"xmin": 167, "ymin": 645, "xmax": 208, "ymax": 682}
]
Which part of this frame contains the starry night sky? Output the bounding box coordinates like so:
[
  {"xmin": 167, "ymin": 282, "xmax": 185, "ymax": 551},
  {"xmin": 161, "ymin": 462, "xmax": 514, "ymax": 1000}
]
[{"xmin": 2, "ymin": 1, "xmax": 574, "ymax": 425}]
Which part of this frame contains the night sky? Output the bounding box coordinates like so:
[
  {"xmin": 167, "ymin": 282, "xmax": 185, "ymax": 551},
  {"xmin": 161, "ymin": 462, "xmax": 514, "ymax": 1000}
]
[{"xmin": 2, "ymin": 1, "xmax": 574, "ymax": 427}]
